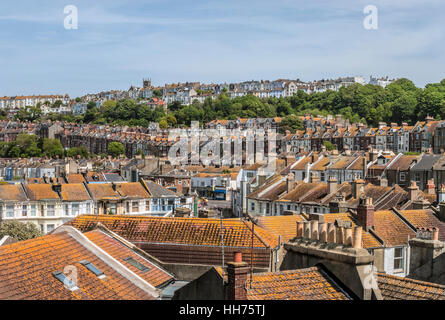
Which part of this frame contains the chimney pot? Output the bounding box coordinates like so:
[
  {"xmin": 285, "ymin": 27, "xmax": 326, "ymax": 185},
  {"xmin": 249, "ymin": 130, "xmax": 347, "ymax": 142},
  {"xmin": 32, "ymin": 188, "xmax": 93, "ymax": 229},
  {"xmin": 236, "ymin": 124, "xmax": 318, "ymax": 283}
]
[
  {"xmin": 336, "ymin": 226, "xmax": 344, "ymax": 244},
  {"xmin": 327, "ymin": 223, "xmax": 336, "ymax": 243},
  {"xmin": 311, "ymin": 220, "xmax": 319, "ymax": 240},
  {"xmin": 344, "ymin": 228, "xmax": 353, "ymax": 246},
  {"xmin": 320, "ymin": 223, "xmax": 328, "ymax": 243},
  {"xmin": 303, "ymin": 222, "xmax": 311, "ymax": 239},
  {"xmin": 233, "ymin": 252, "xmax": 243, "ymax": 263},
  {"xmin": 353, "ymin": 227, "xmax": 363, "ymax": 248},
  {"xmin": 433, "ymin": 227, "xmax": 439, "ymax": 241},
  {"xmin": 296, "ymin": 221, "xmax": 304, "ymax": 238}
]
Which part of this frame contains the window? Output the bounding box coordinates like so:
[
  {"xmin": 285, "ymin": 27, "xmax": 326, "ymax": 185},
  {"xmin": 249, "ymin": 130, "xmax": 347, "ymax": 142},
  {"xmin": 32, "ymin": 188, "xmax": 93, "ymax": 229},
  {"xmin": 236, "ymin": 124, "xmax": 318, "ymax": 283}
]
[
  {"xmin": 64, "ymin": 204, "xmax": 69, "ymax": 216},
  {"xmin": 108, "ymin": 203, "xmax": 117, "ymax": 214},
  {"xmin": 394, "ymin": 247, "xmax": 404, "ymax": 271},
  {"xmin": 30, "ymin": 205, "xmax": 36, "ymax": 217},
  {"xmin": 399, "ymin": 172, "xmax": 406, "ymax": 182},
  {"xmin": 47, "ymin": 205, "xmax": 55, "ymax": 216},
  {"xmin": 80, "ymin": 260, "xmax": 106, "ymax": 279},
  {"xmin": 53, "ymin": 271, "xmax": 79, "ymax": 291},
  {"xmin": 415, "ymin": 173, "xmax": 421, "ymax": 183},
  {"xmin": 46, "ymin": 224, "xmax": 55, "ymax": 233},
  {"xmin": 22, "ymin": 205, "xmax": 27, "ymax": 217},
  {"xmin": 132, "ymin": 202, "xmax": 139, "ymax": 213},
  {"xmin": 123, "ymin": 257, "xmax": 150, "ymax": 272},
  {"xmin": 86, "ymin": 203, "xmax": 91, "ymax": 214},
  {"xmin": 72, "ymin": 204, "xmax": 79, "ymax": 216},
  {"xmin": 146, "ymin": 201, "xmax": 150, "ymax": 211},
  {"xmin": 6, "ymin": 205, "xmax": 14, "ymax": 218},
  {"xmin": 250, "ymin": 202, "xmax": 255, "ymax": 211}
]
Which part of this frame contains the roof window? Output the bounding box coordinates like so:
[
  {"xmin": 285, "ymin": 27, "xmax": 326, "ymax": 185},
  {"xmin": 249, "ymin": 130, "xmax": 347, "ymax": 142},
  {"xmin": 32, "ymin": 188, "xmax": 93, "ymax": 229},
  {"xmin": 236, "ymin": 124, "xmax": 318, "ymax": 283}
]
[
  {"xmin": 123, "ymin": 257, "xmax": 151, "ymax": 273},
  {"xmin": 80, "ymin": 260, "xmax": 106, "ymax": 279},
  {"xmin": 53, "ymin": 271, "xmax": 79, "ymax": 291}
]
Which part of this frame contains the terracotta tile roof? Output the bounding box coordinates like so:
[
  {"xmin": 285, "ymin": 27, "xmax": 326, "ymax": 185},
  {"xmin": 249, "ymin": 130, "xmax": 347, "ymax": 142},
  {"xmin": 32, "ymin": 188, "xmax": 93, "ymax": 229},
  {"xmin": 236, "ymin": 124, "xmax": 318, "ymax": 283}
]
[
  {"xmin": 61, "ymin": 184, "xmax": 91, "ymax": 201},
  {"xmin": 310, "ymin": 157, "xmax": 331, "ymax": 171},
  {"xmin": 279, "ymin": 183, "xmax": 320, "ymax": 202},
  {"xmin": 396, "ymin": 209, "xmax": 445, "ymax": 241},
  {"xmin": 372, "ymin": 210, "xmax": 415, "ymax": 246},
  {"xmin": 347, "ymin": 156, "xmax": 366, "ymax": 171},
  {"xmin": 246, "ymin": 266, "xmax": 350, "ymax": 300},
  {"xmin": 328, "ymin": 156, "xmax": 357, "ymax": 170},
  {"xmin": 256, "ymin": 215, "xmax": 305, "ymax": 242},
  {"xmin": 84, "ymin": 230, "xmax": 173, "ymax": 288},
  {"xmin": 387, "ymin": 155, "xmax": 419, "ymax": 171},
  {"xmin": 86, "ymin": 184, "xmax": 121, "ymax": 201},
  {"xmin": 24, "ymin": 184, "xmax": 60, "ymax": 201},
  {"xmin": 377, "ymin": 273, "xmax": 445, "ymax": 300},
  {"xmin": 292, "ymin": 157, "xmax": 312, "ymax": 170},
  {"xmin": 256, "ymin": 182, "xmax": 287, "ymax": 201},
  {"xmin": 66, "ymin": 174, "xmax": 86, "ymax": 184},
  {"xmin": 0, "ymin": 231, "xmax": 155, "ymax": 300},
  {"xmin": 114, "ymin": 182, "xmax": 150, "ymax": 199},
  {"xmin": 0, "ymin": 184, "xmax": 27, "ymax": 201},
  {"xmin": 68, "ymin": 215, "xmax": 279, "ymax": 249}
]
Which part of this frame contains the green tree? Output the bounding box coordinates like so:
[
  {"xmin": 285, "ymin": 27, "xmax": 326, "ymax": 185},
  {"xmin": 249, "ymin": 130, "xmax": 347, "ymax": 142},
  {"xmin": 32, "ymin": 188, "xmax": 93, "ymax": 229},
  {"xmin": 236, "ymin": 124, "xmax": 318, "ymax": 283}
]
[
  {"xmin": 0, "ymin": 220, "xmax": 43, "ymax": 241},
  {"xmin": 66, "ymin": 146, "xmax": 90, "ymax": 158},
  {"xmin": 42, "ymin": 138, "xmax": 64, "ymax": 158},
  {"xmin": 107, "ymin": 142, "xmax": 125, "ymax": 158},
  {"xmin": 159, "ymin": 119, "xmax": 168, "ymax": 129},
  {"xmin": 323, "ymin": 141, "xmax": 335, "ymax": 151},
  {"xmin": 279, "ymin": 114, "xmax": 303, "ymax": 134},
  {"xmin": 15, "ymin": 133, "xmax": 41, "ymax": 157}
]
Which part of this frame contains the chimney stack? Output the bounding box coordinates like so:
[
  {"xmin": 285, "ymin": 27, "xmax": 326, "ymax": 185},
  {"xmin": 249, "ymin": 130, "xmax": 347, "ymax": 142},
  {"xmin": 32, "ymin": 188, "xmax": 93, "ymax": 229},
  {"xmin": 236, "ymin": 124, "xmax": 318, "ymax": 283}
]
[
  {"xmin": 426, "ymin": 179, "xmax": 435, "ymax": 195},
  {"xmin": 408, "ymin": 181, "xmax": 419, "ymax": 201},
  {"xmin": 287, "ymin": 173, "xmax": 296, "ymax": 193},
  {"xmin": 328, "ymin": 176, "xmax": 338, "ymax": 194},
  {"xmin": 357, "ymin": 197, "xmax": 374, "ymax": 231},
  {"xmin": 352, "ymin": 178, "xmax": 365, "ymax": 199},
  {"xmin": 226, "ymin": 252, "xmax": 248, "ymax": 300}
]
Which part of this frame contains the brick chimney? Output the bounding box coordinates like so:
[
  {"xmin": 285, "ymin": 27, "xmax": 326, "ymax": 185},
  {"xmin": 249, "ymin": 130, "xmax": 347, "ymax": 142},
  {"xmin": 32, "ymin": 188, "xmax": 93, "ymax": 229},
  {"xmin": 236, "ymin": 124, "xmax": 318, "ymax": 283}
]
[
  {"xmin": 426, "ymin": 179, "xmax": 435, "ymax": 195},
  {"xmin": 408, "ymin": 181, "xmax": 419, "ymax": 201},
  {"xmin": 328, "ymin": 176, "xmax": 338, "ymax": 194},
  {"xmin": 226, "ymin": 252, "xmax": 248, "ymax": 300},
  {"xmin": 357, "ymin": 197, "xmax": 374, "ymax": 231}
]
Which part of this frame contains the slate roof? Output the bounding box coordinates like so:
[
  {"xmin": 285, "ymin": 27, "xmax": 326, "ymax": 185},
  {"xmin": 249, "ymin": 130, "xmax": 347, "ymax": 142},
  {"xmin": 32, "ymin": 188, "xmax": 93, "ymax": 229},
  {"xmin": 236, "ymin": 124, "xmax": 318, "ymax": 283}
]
[
  {"xmin": 143, "ymin": 180, "xmax": 179, "ymax": 198},
  {"xmin": 411, "ymin": 154, "xmax": 441, "ymax": 171}
]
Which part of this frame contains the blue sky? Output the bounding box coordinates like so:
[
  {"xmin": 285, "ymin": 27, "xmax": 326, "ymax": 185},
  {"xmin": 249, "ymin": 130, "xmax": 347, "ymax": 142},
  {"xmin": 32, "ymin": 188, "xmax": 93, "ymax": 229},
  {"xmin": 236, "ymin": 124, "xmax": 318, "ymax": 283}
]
[{"xmin": 0, "ymin": 0, "xmax": 444, "ymax": 97}]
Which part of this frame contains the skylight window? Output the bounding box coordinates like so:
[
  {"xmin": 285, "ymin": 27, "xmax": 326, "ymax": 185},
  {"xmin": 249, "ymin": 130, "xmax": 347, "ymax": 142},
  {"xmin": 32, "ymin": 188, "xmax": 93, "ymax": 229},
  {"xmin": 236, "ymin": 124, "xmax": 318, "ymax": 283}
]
[
  {"xmin": 53, "ymin": 271, "xmax": 79, "ymax": 291},
  {"xmin": 123, "ymin": 257, "xmax": 151, "ymax": 273},
  {"xmin": 80, "ymin": 260, "xmax": 106, "ymax": 279}
]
